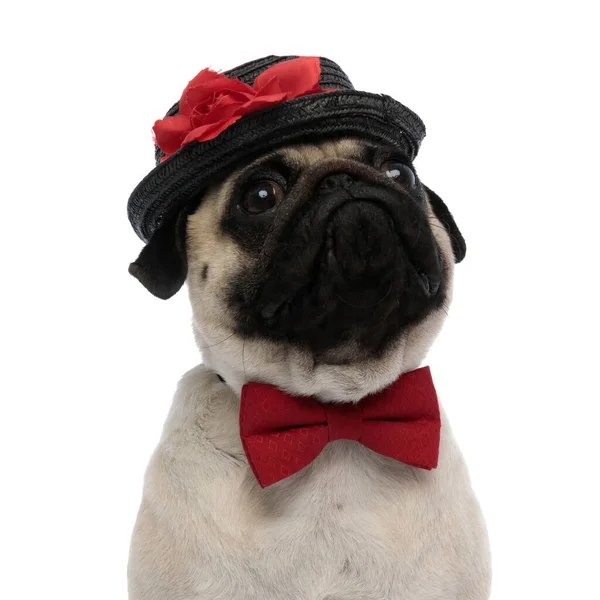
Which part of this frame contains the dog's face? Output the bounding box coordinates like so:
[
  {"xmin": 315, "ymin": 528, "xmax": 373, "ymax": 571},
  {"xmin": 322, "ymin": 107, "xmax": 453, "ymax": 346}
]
[{"xmin": 132, "ymin": 138, "xmax": 465, "ymax": 400}]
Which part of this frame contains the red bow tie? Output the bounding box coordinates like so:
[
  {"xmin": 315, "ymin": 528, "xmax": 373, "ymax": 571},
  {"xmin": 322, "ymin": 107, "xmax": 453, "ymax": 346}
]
[{"xmin": 240, "ymin": 366, "xmax": 441, "ymax": 487}]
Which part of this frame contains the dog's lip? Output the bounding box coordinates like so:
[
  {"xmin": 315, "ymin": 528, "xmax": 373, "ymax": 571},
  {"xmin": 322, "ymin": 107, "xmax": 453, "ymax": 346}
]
[
  {"xmin": 260, "ymin": 299, "xmax": 290, "ymax": 320},
  {"xmin": 417, "ymin": 271, "xmax": 441, "ymax": 296},
  {"xmin": 259, "ymin": 233, "xmax": 440, "ymax": 324},
  {"xmin": 414, "ymin": 244, "xmax": 444, "ymax": 297},
  {"xmin": 328, "ymin": 242, "xmax": 440, "ymax": 298}
]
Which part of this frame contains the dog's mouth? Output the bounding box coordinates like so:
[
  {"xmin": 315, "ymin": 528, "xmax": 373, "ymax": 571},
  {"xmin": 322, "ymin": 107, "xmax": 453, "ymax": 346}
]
[
  {"xmin": 231, "ymin": 183, "xmax": 446, "ymax": 355},
  {"xmin": 323, "ymin": 200, "xmax": 442, "ymax": 301}
]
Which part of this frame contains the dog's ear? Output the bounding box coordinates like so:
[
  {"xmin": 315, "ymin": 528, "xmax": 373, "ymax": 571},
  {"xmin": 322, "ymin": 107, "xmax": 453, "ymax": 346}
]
[
  {"xmin": 423, "ymin": 185, "xmax": 466, "ymax": 263},
  {"xmin": 128, "ymin": 210, "xmax": 189, "ymax": 299}
]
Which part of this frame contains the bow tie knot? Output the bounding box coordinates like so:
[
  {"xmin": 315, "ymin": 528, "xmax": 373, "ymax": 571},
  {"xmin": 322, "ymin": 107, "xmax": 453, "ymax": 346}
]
[{"xmin": 326, "ymin": 402, "xmax": 363, "ymax": 442}]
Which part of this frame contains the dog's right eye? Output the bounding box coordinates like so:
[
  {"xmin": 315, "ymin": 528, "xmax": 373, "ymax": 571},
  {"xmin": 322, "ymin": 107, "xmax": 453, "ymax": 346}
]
[{"xmin": 240, "ymin": 181, "xmax": 284, "ymax": 215}]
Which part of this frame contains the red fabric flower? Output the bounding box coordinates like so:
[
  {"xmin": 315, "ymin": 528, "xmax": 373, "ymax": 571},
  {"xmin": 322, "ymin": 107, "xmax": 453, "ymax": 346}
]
[{"xmin": 153, "ymin": 57, "xmax": 332, "ymax": 161}]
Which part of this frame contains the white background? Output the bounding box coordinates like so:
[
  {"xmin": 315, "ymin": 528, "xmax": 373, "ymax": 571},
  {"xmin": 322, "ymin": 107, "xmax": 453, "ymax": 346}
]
[{"xmin": 1, "ymin": 1, "xmax": 599, "ymax": 598}]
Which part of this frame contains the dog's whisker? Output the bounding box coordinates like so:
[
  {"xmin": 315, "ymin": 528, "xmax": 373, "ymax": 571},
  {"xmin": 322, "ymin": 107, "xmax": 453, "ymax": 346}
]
[
  {"xmin": 428, "ymin": 219, "xmax": 462, "ymax": 247},
  {"xmin": 197, "ymin": 332, "xmax": 236, "ymax": 350},
  {"xmin": 440, "ymin": 302, "xmax": 450, "ymax": 317},
  {"xmin": 335, "ymin": 283, "xmax": 393, "ymax": 310},
  {"xmin": 428, "ymin": 220, "xmax": 447, "ymax": 232},
  {"xmin": 242, "ymin": 338, "xmax": 247, "ymax": 382}
]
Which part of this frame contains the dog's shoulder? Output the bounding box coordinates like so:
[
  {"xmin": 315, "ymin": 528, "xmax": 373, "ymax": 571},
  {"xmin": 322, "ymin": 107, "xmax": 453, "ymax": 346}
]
[
  {"xmin": 160, "ymin": 363, "xmax": 226, "ymax": 440},
  {"xmin": 143, "ymin": 364, "xmax": 246, "ymax": 495},
  {"xmin": 160, "ymin": 364, "xmax": 237, "ymax": 435},
  {"xmin": 130, "ymin": 365, "xmax": 251, "ymax": 599}
]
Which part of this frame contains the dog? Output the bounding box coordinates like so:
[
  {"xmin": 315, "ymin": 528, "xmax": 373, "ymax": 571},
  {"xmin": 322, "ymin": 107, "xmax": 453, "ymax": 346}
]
[{"xmin": 127, "ymin": 136, "xmax": 492, "ymax": 599}]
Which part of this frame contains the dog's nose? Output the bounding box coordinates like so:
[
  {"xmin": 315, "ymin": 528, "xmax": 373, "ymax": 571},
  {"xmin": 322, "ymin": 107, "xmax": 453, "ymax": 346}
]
[
  {"xmin": 327, "ymin": 201, "xmax": 395, "ymax": 279},
  {"xmin": 318, "ymin": 173, "xmax": 355, "ymax": 191}
]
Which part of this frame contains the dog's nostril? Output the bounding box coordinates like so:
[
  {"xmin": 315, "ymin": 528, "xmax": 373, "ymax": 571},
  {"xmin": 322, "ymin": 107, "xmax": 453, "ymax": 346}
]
[{"xmin": 319, "ymin": 173, "xmax": 355, "ymax": 190}]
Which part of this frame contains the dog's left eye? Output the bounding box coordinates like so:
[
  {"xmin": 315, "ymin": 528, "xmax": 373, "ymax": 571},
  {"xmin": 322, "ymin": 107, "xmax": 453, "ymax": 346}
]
[
  {"xmin": 381, "ymin": 161, "xmax": 416, "ymax": 188},
  {"xmin": 240, "ymin": 181, "xmax": 285, "ymax": 215}
]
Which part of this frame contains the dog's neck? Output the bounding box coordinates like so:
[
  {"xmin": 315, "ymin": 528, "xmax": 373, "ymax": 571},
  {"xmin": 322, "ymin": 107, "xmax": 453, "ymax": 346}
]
[{"xmin": 194, "ymin": 323, "xmax": 434, "ymax": 403}]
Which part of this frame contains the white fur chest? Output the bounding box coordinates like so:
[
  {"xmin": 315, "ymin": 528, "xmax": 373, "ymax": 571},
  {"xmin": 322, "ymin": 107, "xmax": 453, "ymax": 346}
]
[{"xmin": 128, "ymin": 365, "xmax": 491, "ymax": 600}]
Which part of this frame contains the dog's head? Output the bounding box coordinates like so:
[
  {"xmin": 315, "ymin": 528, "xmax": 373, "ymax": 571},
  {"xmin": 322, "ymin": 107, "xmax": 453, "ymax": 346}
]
[{"xmin": 130, "ymin": 138, "xmax": 465, "ymax": 400}]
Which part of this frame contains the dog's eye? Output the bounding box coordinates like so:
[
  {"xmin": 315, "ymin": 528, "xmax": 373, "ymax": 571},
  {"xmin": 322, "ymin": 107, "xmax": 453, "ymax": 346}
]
[
  {"xmin": 381, "ymin": 161, "xmax": 416, "ymax": 188},
  {"xmin": 241, "ymin": 181, "xmax": 284, "ymax": 215}
]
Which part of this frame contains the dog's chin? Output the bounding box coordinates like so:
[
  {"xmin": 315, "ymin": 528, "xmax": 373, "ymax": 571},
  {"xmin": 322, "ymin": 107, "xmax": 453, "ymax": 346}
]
[{"xmin": 229, "ymin": 198, "xmax": 447, "ymax": 358}]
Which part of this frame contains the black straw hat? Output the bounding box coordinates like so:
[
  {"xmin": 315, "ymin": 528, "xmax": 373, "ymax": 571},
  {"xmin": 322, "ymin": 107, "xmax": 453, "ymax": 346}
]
[{"xmin": 127, "ymin": 55, "xmax": 426, "ymax": 243}]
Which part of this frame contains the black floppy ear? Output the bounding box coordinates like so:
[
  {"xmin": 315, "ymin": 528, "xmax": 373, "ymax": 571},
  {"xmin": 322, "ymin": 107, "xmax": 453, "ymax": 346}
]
[
  {"xmin": 128, "ymin": 211, "xmax": 189, "ymax": 299},
  {"xmin": 423, "ymin": 185, "xmax": 466, "ymax": 264}
]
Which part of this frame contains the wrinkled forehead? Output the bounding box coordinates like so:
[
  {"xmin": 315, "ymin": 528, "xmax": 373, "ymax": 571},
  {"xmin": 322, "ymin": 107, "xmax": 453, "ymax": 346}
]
[
  {"xmin": 238, "ymin": 138, "xmax": 396, "ymax": 175},
  {"xmin": 273, "ymin": 138, "xmax": 366, "ymax": 166},
  {"xmin": 231, "ymin": 137, "xmax": 414, "ymax": 182}
]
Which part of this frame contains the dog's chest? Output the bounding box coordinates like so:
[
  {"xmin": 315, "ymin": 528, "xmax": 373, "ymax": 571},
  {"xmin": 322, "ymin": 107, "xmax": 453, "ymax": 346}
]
[
  {"xmin": 135, "ymin": 369, "xmax": 487, "ymax": 600},
  {"xmin": 245, "ymin": 444, "xmax": 435, "ymax": 599},
  {"xmin": 193, "ymin": 438, "xmax": 461, "ymax": 600}
]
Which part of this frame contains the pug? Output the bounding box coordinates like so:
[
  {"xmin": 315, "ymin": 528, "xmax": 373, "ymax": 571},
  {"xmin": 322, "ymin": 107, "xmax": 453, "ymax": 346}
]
[{"xmin": 127, "ymin": 137, "xmax": 491, "ymax": 600}]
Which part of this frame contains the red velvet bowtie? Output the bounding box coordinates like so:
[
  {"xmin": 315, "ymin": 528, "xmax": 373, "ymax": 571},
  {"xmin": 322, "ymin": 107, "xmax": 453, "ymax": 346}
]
[{"xmin": 240, "ymin": 366, "xmax": 441, "ymax": 487}]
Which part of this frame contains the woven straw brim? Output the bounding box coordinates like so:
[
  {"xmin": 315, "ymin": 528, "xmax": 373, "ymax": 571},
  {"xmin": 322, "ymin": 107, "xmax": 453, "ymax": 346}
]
[{"xmin": 127, "ymin": 90, "xmax": 426, "ymax": 242}]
